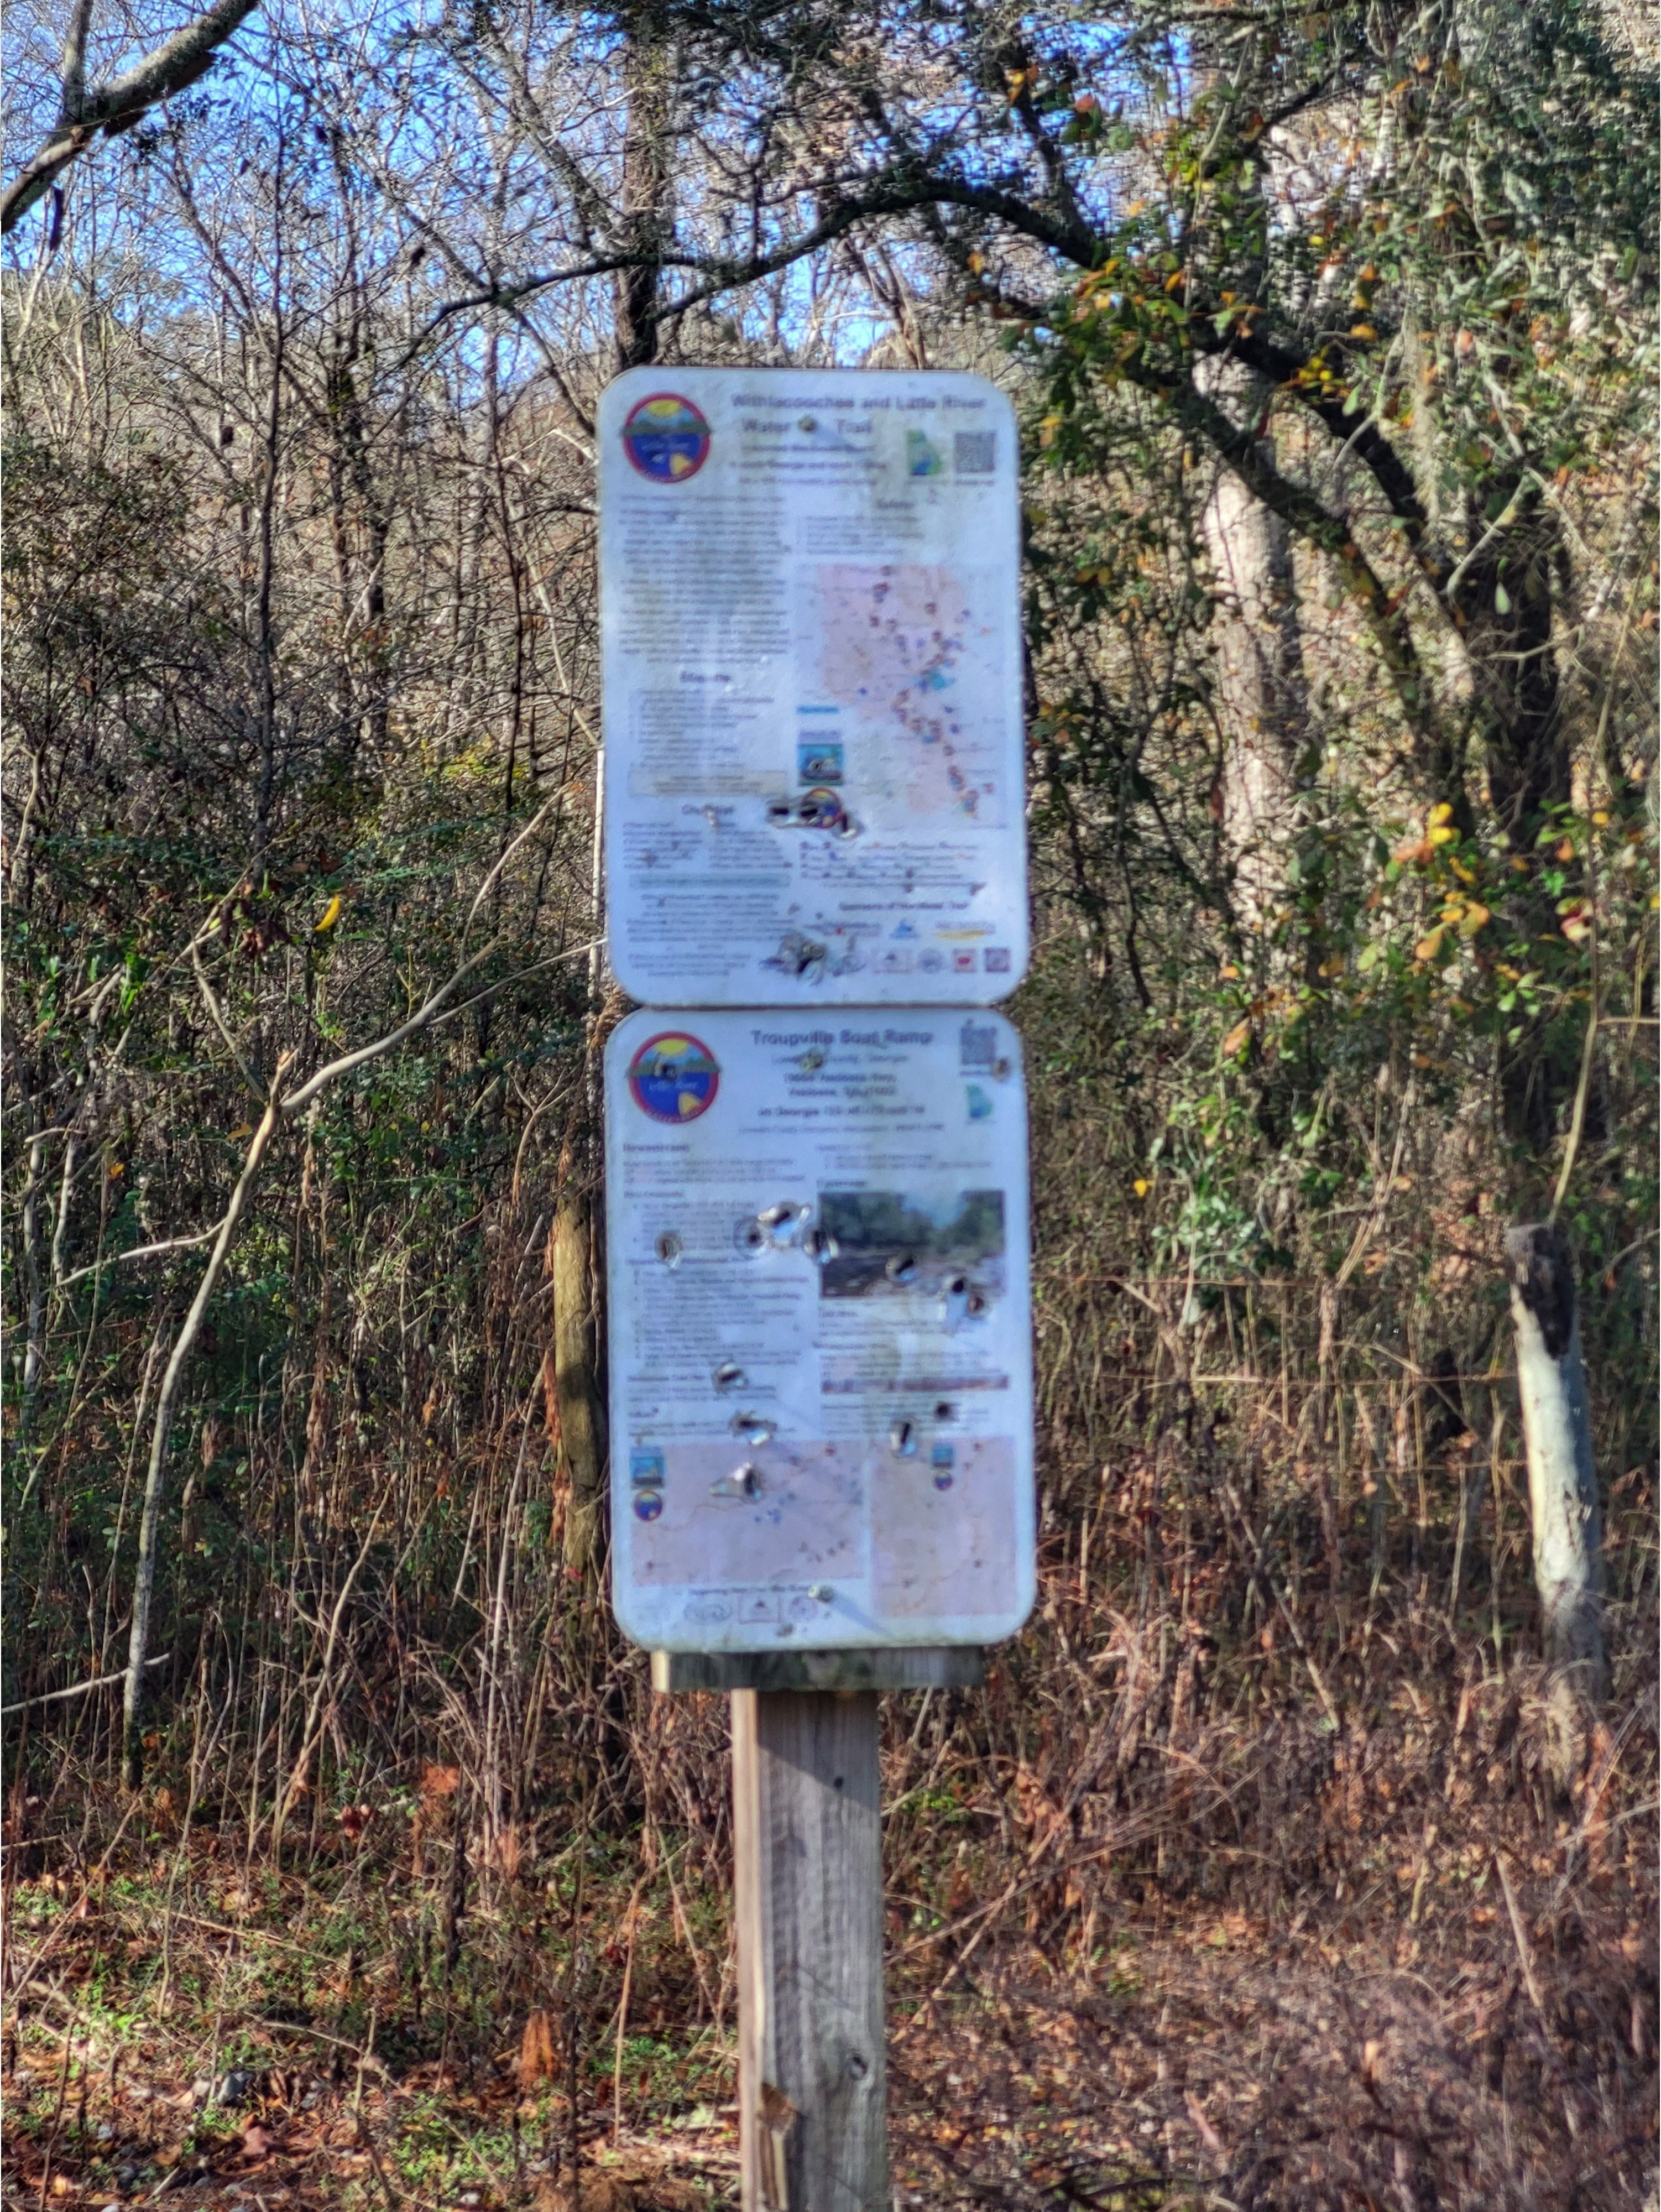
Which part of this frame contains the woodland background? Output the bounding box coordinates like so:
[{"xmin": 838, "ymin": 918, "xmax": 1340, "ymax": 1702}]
[{"xmin": 2, "ymin": 0, "xmax": 1658, "ymax": 2205}]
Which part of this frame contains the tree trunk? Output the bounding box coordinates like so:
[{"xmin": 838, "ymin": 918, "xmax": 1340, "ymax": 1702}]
[
  {"xmin": 613, "ymin": 8, "xmax": 673, "ymax": 374},
  {"xmin": 551, "ymin": 1194, "xmax": 606, "ymax": 1582},
  {"xmin": 1195, "ymin": 359, "xmax": 1308, "ymax": 942},
  {"xmin": 1505, "ymin": 1223, "xmax": 1605, "ymax": 1695},
  {"xmin": 547, "ymin": 8, "xmax": 675, "ymax": 1590}
]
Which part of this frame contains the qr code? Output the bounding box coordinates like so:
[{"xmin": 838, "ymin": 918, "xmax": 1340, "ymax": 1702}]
[
  {"xmin": 959, "ymin": 1019, "xmax": 997, "ymax": 1070},
  {"xmin": 954, "ymin": 430, "xmax": 996, "ymax": 476}
]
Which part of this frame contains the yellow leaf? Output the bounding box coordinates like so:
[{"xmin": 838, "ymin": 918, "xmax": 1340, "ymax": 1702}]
[
  {"xmin": 1428, "ymin": 825, "xmax": 1459, "ymax": 846},
  {"xmin": 1317, "ymin": 954, "xmax": 1345, "ymax": 977},
  {"xmin": 1457, "ymin": 902, "xmax": 1490, "ymax": 937},
  {"xmin": 316, "ymin": 894, "xmax": 343, "ymax": 931},
  {"xmin": 1132, "ymin": 1178, "xmax": 1151, "ymax": 1198},
  {"xmin": 1413, "ymin": 928, "xmax": 1446, "ymax": 962},
  {"xmin": 109, "ymin": 1161, "xmax": 124, "ymax": 1177},
  {"xmin": 1350, "ymin": 322, "xmax": 1377, "ymax": 341},
  {"xmin": 1428, "ymin": 801, "xmax": 1454, "ymax": 826},
  {"xmin": 1222, "ymin": 1019, "xmax": 1252, "ymax": 1056},
  {"xmin": 227, "ymin": 1124, "xmax": 254, "ymax": 1140}
]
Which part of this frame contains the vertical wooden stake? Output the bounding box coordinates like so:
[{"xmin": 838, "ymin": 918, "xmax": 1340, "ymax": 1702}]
[{"xmin": 732, "ymin": 1688, "xmax": 886, "ymax": 2212}]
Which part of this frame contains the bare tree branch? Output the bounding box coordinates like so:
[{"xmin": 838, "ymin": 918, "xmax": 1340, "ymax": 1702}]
[
  {"xmin": 3, "ymin": 1652, "xmax": 168, "ymax": 1719},
  {"xmin": 58, "ymin": 1225, "xmax": 220, "ymax": 1290},
  {"xmin": 2, "ymin": 0, "xmax": 262, "ymax": 236}
]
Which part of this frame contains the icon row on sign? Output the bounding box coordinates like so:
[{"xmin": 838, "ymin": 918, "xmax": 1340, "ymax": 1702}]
[{"xmin": 680, "ymin": 1590, "xmax": 829, "ymax": 1627}]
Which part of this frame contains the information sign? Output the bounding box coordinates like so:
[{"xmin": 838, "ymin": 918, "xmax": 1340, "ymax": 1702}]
[
  {"xmin": 605, "ymin": 1008, "xmax": 1035, "ymax": 1651},
  {"xmin": 598, "ymin": 367, "xmax": 1027, "ymax": 1006}
]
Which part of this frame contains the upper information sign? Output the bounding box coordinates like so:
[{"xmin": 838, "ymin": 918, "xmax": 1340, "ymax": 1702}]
[
  {"xmin": 598, "ymin": 368, "xmax": 1027, "ymax": 1006},
  {"xmin": 605, "ymin": 1008, "xmax": 1035, "ymax": 1652}
]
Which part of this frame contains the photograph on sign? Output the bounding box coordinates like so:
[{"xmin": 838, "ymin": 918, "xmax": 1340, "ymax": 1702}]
[
  {"xmin": 598, "ymin": 367, "xmax": 1027, "ymax": 1006},
  {"xmin": 604, "ymin": 1009, "xmax": 1036, "ymax": 1652}
]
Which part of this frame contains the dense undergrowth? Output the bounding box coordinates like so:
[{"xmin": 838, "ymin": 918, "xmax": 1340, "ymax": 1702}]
[{"xmin": 4, "ymin": 944, "xmax": 1657, "ymax": 2211}]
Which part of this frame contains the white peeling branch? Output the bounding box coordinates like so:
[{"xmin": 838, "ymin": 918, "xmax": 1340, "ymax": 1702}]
[
  {"xmin": 3, "ymin": 1652, "xmax": 168, "ymax": 1719},
  {"xmin": 58, "ymin": 1224, "xmax": 219, "ymax": 1290},
  {"xmin": 279, "ymin": 938, "xmax": 504, "ymax": 1117}
]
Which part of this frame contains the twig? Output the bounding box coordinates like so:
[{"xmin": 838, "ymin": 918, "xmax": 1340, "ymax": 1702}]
[
  {"xmin": 2, "ymin": 1653, "xmax": 168, "ymax": 1718},
  {"xmin": 1493, "ymin": 1852, "xmax": 1547, "ymax": 2025},
  {"xmin": 463, "ymin": 797, "xmax": 556, "ymax": 940},
  {"xmin": 192, "ymin": 932, "xmax": 263, "ymax": 1101},
  {"xmin": 280, "ymin": 947, "xmax": 500, "ymax": 1115},
  {"xmin": 58, "ymin": 1230, "xmax": 218, "ymax": 1290},
  {"xmin": 239, "ymin": 2016, "xmax": 391, "ymax": 2072},
  {"xmin": 611, "ymin": 1877, "xmax": 646, "ymax": 2145},
  {"xmin": 123, "ymin": 1071, "xmax": 291, "ymax": 1780}
]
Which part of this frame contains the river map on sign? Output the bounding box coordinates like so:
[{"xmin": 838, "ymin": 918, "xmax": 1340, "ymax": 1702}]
[{"xmin": 808, "ymin": 565, "xmax": 1004, "ymax": 825}]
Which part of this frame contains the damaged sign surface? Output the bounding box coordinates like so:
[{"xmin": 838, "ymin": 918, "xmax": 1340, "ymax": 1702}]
[
  {"xmin": 605, "ymin": 1008, "xmax": 1035, "ymax": 1651},
  {"xmin": 599, "ymin": 367, "xmax": 1027, "ymax": 1006}
]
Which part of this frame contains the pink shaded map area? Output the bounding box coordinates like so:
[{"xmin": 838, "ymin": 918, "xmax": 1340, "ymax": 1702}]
[
  {"xmin": 812, "ymin": 564, "xmax": 1002, "ymax": 822},
  {"xmin": 871, "ymin": 1436, "xmax": 1020, "ymax": 1618},
  {"xmin": 631, "ymin": 1442, "xmax": 866, "ymax": 1586}
]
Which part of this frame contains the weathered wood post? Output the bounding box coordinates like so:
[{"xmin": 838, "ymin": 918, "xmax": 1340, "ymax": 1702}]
[
  {"xmin": 654, "ymin": 1648, "xmax": 983, "ymax": 2209},
  {"xmin": 733, "ymin": 1688, "xmax": 885, "ymax": 2210}
]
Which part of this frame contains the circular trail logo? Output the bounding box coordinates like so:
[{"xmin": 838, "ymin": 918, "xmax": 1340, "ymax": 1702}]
[
  {"xmin": 621, "ymin": 393, "xmax": 711, "ymax": 483},
  {"xmin": 628, "ymin": 1033, "xmax": 720, "ymax": 1123}
]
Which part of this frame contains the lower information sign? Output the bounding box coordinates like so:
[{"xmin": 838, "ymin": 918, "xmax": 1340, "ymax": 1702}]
[{"xmin": 604, "ymin": 1008, "xmax": 1035, "ymax": 1652}]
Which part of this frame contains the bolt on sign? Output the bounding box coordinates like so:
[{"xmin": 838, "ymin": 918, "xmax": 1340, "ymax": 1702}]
[
  {"xmin": 598, "ymin": 367, "xmax": 1027, "ymax": 1006},
  {"xmin": 604, "ymin": 1009, "xmax": 1035, "ymax": 1652}
]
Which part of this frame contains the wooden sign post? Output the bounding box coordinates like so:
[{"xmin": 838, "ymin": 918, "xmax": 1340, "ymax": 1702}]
[
  {"xmin": 733, "ymin": 1688, "xmax": 884, "ymax": 2210},
  {"xmin": 654, "ymin": 1650, "xmax": 981, "ymax": 2208}
]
